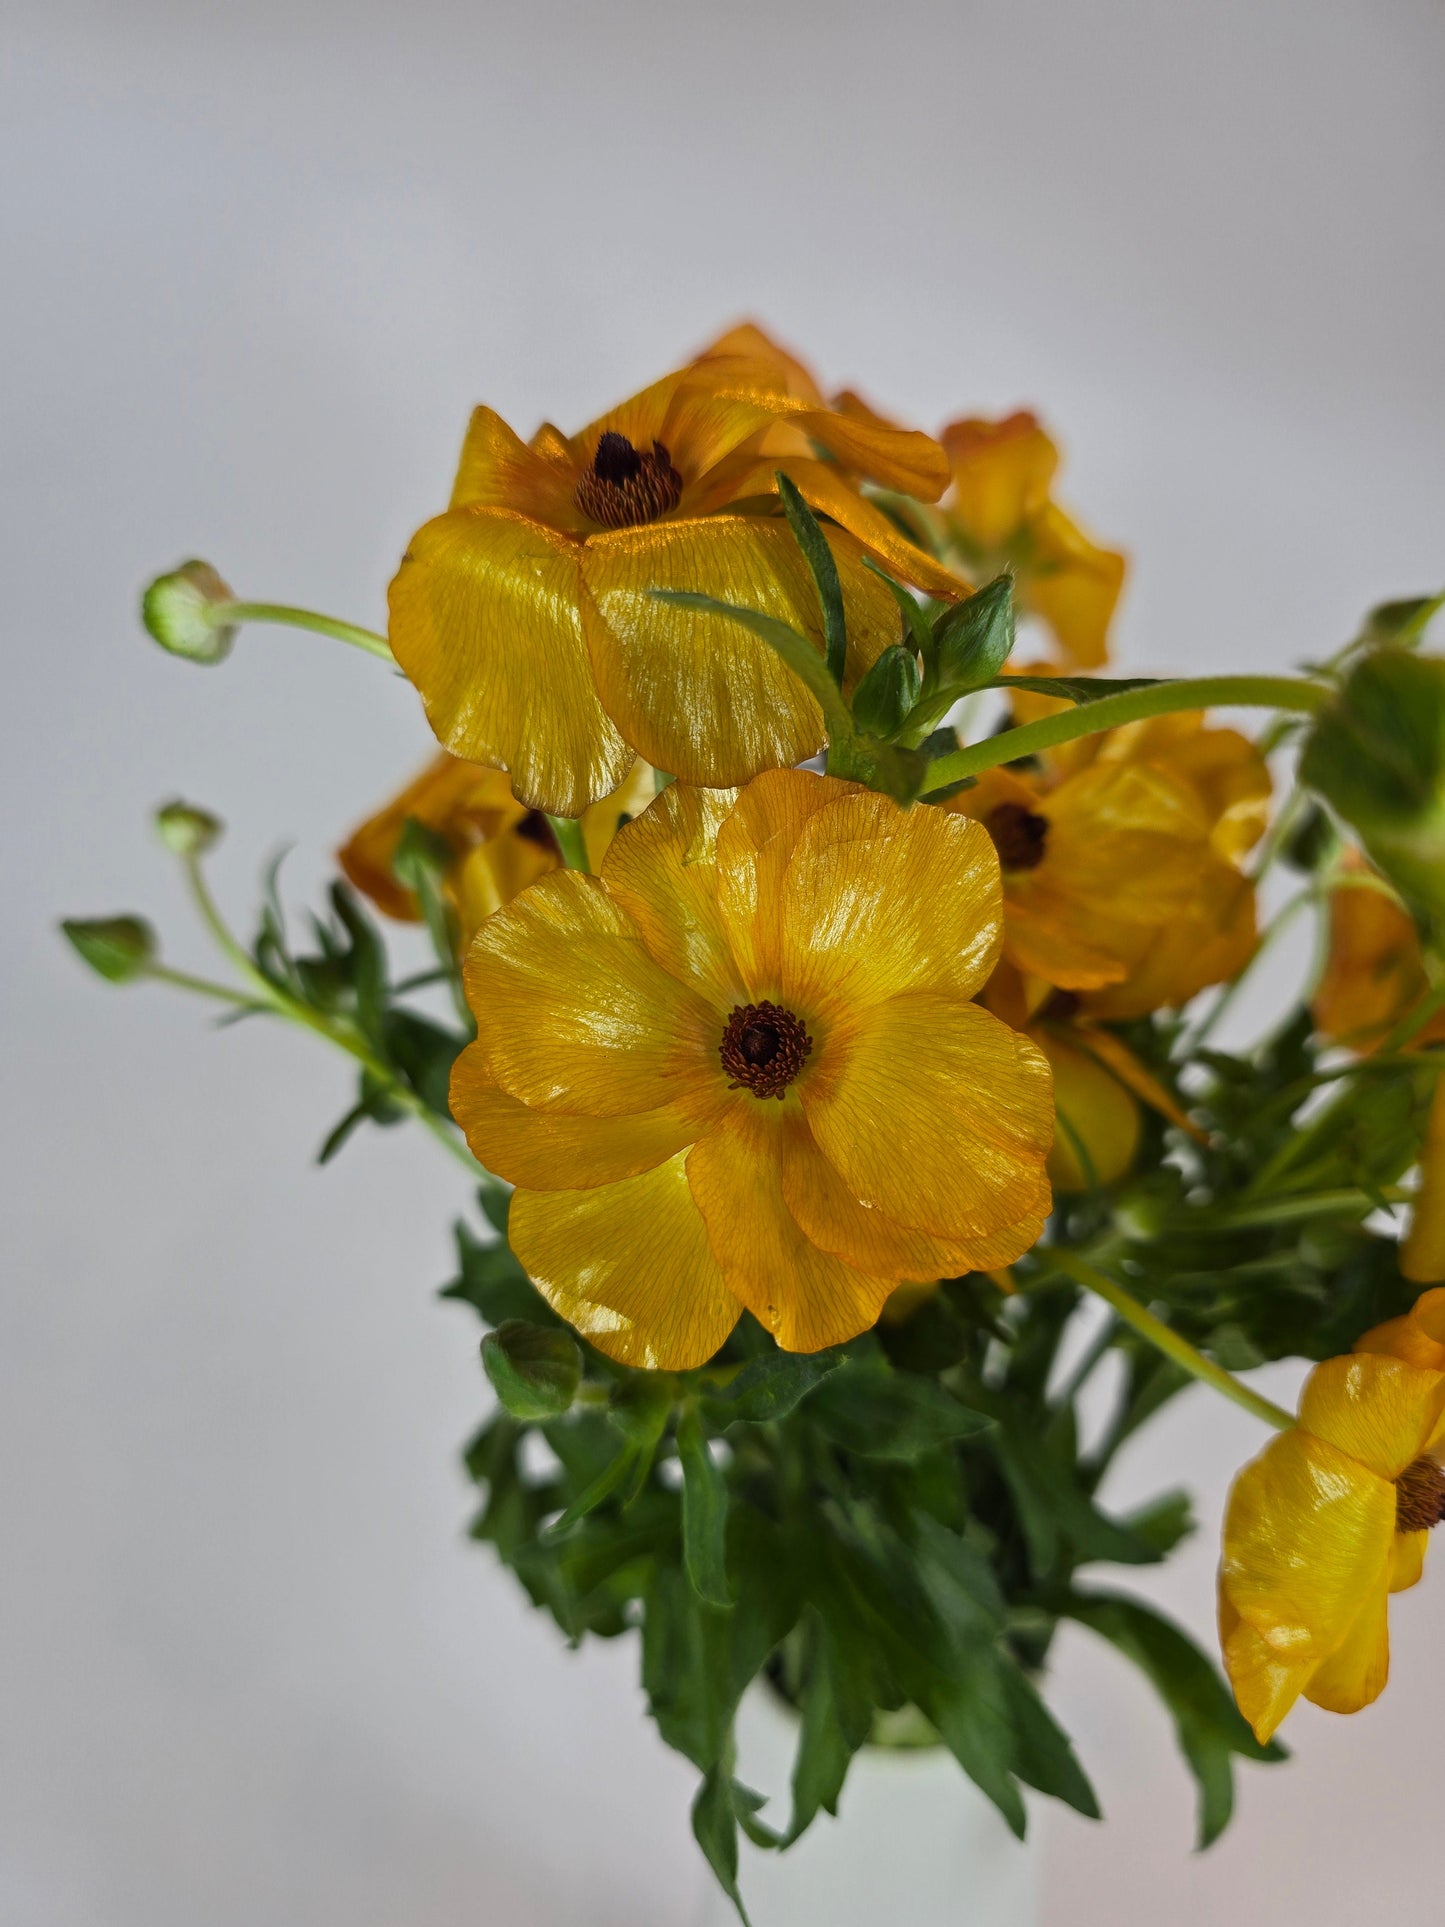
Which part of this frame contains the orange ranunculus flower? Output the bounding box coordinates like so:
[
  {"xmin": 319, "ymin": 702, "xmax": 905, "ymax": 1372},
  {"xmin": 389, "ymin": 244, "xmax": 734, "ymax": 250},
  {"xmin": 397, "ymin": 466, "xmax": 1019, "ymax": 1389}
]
[
  {"xmin": 1220, "ymin": 1342, "xmax": 1445, "ymax": 1742},
  {"xmin": 448, "ymin": 770, "xmax": 1054, "ymax": 1368},
  {"xmin": 388, "ymin": 343, "xmax": 964, "ymax": 817},
  {"xmin": 1313, "ymin": 860, "xmax": 1445, "ymax": 1054},
  {"xmin": 338, "ymin": 753, "xmax": 654, "ymax": 949},
  {"xmin": 939, "ymin": 412, "xmax": 1125, "ymax": 667}
]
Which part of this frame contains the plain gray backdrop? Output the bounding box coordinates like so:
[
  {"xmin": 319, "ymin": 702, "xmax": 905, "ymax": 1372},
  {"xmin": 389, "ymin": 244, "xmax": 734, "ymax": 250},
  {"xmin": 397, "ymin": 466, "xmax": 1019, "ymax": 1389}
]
[{"xmin": 4, "ymin": 2, "xmax": 1444, "ymax": 1922}]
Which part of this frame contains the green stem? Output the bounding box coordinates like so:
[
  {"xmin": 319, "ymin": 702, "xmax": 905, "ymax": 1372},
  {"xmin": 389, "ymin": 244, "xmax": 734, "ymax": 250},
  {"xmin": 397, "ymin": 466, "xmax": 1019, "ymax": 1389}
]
[
  {"xmin": 217, "ymin": 602, "xmax": 396, "ymax": 665},
  {"xmin": 923, "ymin": 676, "xmax": 1328, "ymax": 793},
  {"xmin": 546, "ymin": 814, "xmax": 591, "ymax": 872},
  {"xmin": 1043, "ymin": 1248, "xmax": 1294, "ymax": 1431},
  {"xmin": 142, "ymin": 962, "xmax": 261, "ymax": 1006}
]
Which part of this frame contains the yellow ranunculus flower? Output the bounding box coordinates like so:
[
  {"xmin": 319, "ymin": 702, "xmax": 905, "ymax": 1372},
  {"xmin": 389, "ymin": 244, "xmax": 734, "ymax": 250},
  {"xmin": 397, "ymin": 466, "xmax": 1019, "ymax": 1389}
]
[
  {"xmin": 1356, "ymin": 1284, "xmax": 1445, "ymax": 1371},
  {"xmin": 939, "ymin": 412, "xmax": 1125, "ymax": 667},
  {"xmin": 338, "ymin": 753, "xmax": 653, "ymax": 949},
  {"xmin": 1220, "ymin": 1345, "xmax": 1445, "ymax": 1742},
  {"xmin": 448, "ymin": 770, "xmax": 1054, "ymax": 1368},
  {"xmin": 1313, "ymin": 859, "xmax": 1445, "ymax": 1054},
  {"xmin": 388, "ymin": 344, "xmax": 963, "ymax": 817}
]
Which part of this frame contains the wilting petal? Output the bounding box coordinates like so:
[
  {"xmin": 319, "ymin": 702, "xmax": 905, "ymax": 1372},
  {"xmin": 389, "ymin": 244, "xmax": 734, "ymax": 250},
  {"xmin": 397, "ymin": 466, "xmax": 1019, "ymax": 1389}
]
[
  {"xmin": 1303, "ymin": 1579, "xmax": 1391, "ymax": 1716},
  {"xmin": 1023, "ymin": 502, "xmax": 1126, "ymax": 670},
  {"xmin": 941, "ymin": 413, "xmax": 1058, "ymax": 552},
  {"xmin": 801, "ymin": 993, "xmax": 1053, "ymax": 1246},
  {"xmin": 580, "ymin": 515, "xmax": 897, "ymax": 787},
  {"xmin": 685, "ymin": 1104, "xmax": 897, "ymax": 1352},
  {"xmin": 509, "ymin": 1153, "xmax": 740, "ymax": 1369},
  {"xmin": 599, "ymin": 783, "xmax": 742, "ymax": 1003},
  {"xmin": 1297, "ymin": 1354, "xmax": 1445, "ymax": 1482},
  {"xmin": 389, "ymin": 507, "xmax": 634, "ymax": 817},
  {"xmin": 449, "ymin": 404, "xmax": 586, "ymax": 529},
  {"xmin": 449, "ymin": 1050, "xmax": 698, "ymax": 1189},
  {"xmin": 713, "ymin": 768, "xmax": 853, "ymax": 995},
  {"xmin": 780, "ymin": 789, "xmax": 1002, "ymax": 1016},
  {"xmin": 462, "ymin": 870, "xmax": 721, "ymax": 1117}
]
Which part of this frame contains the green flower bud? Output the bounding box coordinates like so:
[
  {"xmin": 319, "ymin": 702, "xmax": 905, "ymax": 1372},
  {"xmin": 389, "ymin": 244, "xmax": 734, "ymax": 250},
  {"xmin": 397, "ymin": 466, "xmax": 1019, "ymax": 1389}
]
[
  {"xmin": 851, "ymin": 643, "xmax": 922, "ymax": 740},
  {"xmin": 61, "ymin": 915, "xmax": 158, "ymax": 984},
  {"xmin": 155, "ymin": 800, "xmax": 224, "ymax": 857},
  {"xmin": 931, "ymin": 573, "xmax": 1015, "ymax": 692},
  {"xmin": 141, "ymin": 560, "xmax": 236, "ymax": 664},
  {"xmin": 481, "ymin": 1319, "xmax": 582, "ymax": 1421}
]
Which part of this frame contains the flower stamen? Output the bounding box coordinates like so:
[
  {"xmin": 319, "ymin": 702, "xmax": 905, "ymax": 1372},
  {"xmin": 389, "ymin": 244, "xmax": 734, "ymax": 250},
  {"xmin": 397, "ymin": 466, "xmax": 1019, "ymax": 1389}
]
[
  {"xmin": 575, "ymin": 432, "xmax": 684, "ymax": 530},
  {"xmin": 719, "ymin": 1000, "xmax": 812, "ymax": 1099},
  {"xmin": 1395, "ymin": 1456, "xmax": 1445, "ymax": 1533},
  {"xmin": 985, "ymin": 800, "xmax": 1049, "ymax": 871}
]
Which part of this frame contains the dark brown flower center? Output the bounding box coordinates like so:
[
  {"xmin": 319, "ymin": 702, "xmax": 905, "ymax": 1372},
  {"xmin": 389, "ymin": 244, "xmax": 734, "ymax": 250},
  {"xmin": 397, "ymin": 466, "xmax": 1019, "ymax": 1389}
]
[
  {"xmin": 1395, "ymin": 1456, "xmax": 1445, "ymax": 1533},
  {"xmin": 574, "ymin": 431, "xmax": 683, "ymax": 530},
  {"xmin": 985, "ymin": 800, "xmax": 1049, "ymax": 871},
  {"xmin": 719, "ymin": 1000, "xmax": 812, "ymax": 1099},
  {"xmin": 513, "ymin": 808, "xmax": 561, "ymax": 851}
]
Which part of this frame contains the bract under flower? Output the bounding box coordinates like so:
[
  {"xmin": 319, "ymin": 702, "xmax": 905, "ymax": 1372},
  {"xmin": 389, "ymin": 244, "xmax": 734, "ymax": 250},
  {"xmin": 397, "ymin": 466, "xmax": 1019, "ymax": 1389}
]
[{"xmin": 448, "ymin": 771, "xmax": 1054, "ymax": 1368}]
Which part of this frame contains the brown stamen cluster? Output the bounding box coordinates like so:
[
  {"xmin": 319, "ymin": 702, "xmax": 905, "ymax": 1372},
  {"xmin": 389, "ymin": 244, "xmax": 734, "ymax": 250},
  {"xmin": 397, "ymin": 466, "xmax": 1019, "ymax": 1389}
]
[
  {"xmin": 985, "ymin": 800, "xmax": 1050, "ymax": 872},
  {"xmin": 574, "ymin": 431, "xmax": 683, "ymax": 530},
  {"xmin": 719, "ymin": 1000, "xmax": 812, "ymax": 1099},
  {"xmin": 1395, "ymin": 1456, "xmax": 1445, "ymax": 1533}
]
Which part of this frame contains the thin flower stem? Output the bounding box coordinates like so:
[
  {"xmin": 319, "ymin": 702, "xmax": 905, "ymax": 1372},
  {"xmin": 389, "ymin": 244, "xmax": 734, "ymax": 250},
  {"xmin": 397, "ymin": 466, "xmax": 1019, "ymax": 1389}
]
[
  {"xmin": 216, "ymin": 602, "xmax": 396, "ymax": 665},
  {"xmin": 1043, "ymin": 1248, "xmax": 1295, "ymax": 1432},
  {"xmin": 923, "ymin": 676, "xmax": 1328, "ymax": 793},
  {"xmin": 142, "ymin": 962, "xmax": 260, "ymax": 1005},
  {"xmin": 546, "ymin": 814, "xmax": 590, "ymax": 872}
]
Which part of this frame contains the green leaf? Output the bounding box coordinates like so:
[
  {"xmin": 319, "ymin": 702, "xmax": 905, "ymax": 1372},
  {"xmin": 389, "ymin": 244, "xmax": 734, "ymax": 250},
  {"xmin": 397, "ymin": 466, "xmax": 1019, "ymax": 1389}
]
[
  {"xmin": 544, "ymin": 1437, "xmax": 640, "ymax": 1534},
  {"xmin": 327, "ymin": 881, "xmax": 389, "ymax": 1047},
  {"xmin": 609, "ymin": 1376, "xmax": 673, "ymax": 1505},
  {"xmin": 851, "ymin": 644, "xmax": 923, "ymax": 739},
  {"xmin": 997, "ymin": 1660, "xmax": 1100, "ymax": 1819},
  {"xmin": 987, "ymin": 1412, "xmax": 1161, "ymax": 1573},
  {"xmin": 931, "ymin": 574, "xmax": 1015, "ymax": 691},
  {"xmin": 784, "ymin": 1625, "xmax": 854, "ymax": 1844},
  {"xmin": 61, "ymin": 915, "xmax": 158, "ymax": 984},
  {"xmin": 678, "ymin": 1406, "xmax": 731, "ymax": 1607},
  {"xmin": 923, "ymin": 1649, "xmax": 1029, "ymax": 1839},
  {"xmin": 441, "ymin": 1220, "xmax": 547, "ymax": 1326},
  {"xmin": 705, "ymin": 1349, "xmax": 843, "ymax": 1424},
  {"xmin": 1119, "ymin": 1488, "xmax": 1197, "ymax": 1558},
  {"xmin": 775, "ymin": 471, "xmax": 848, "ymax": 687},
  {"xmin": 808, "ymin": 1361, "xmax": 991, "ymax": 1459},
  {"xmin": 648, "ymin": 589, "xmax": 856, "ymax": 746},
  {"xmin": 691, "ymin": 1769, "xmax": 752, "ymax": 1926},
  {"xmin": 481, "ymin": 1319, "xmax": 582, "ymax": 1421},
  {"xmin": 993, "ymin": 673, "xmax": 1165, "ymax": 704}
]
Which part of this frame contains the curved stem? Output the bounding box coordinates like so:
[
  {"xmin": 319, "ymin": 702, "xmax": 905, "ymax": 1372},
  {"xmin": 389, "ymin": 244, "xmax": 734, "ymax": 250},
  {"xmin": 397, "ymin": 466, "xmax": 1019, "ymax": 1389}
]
[
  {"xmin": 1043, "ymin": 1248, "xmax": 1295, "ymax": 1431},
  {"xmin": 216, "ymin": 602, "xmax": 396, "ymax": 666},
  {"xmin": 924, "ymin": 676, "xmax": 1328, "ymax": 793}
]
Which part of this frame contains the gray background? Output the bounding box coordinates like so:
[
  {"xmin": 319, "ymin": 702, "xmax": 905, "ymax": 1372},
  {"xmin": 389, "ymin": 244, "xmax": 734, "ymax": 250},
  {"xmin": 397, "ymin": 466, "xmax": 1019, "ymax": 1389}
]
[{"xmin": 4, "ymin": 1, "xmax": 1444, "ymax": 1921}]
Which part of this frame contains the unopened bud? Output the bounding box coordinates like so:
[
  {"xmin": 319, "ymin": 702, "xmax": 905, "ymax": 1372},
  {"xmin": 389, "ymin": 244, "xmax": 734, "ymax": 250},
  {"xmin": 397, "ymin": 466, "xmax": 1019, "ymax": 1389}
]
[
  {"xmin": 61, "ymin": 915, "xmax": 158, "ymax": 984},
  {"xmin": 141, "ymin": 560, "xmax": 236, "ymax": 664},
  {"xmin": 155, "ymin": 800, "xmax": 224, "ymax": 857}
]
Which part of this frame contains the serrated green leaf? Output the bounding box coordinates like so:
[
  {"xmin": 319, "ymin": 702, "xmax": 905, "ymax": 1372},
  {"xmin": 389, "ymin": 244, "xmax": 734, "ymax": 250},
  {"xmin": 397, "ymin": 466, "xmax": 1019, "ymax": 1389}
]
[
  {"xmin": 692, "ymin": 1769, "xmax": 752, "ymax": 1925},
  {"xmin": 481, "ymin": 1319, "xmax": 581, "ymax": 1421},
  {"xmin": 808, "ymin": 1362, "xmax": 991, "ymax": 1459}
]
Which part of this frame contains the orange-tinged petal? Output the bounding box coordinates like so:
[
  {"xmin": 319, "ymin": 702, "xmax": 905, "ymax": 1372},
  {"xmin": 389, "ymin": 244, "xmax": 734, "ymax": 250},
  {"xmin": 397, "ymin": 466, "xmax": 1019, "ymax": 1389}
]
[
  {"xmin": 1091, "ymin": 716, "xmax": 1270, "ymax": 861},
  {"xmin": 1022, "ymin": 501, "xmax": 1126, "ymax": 669},
  {"xmin": 1390, "ymin": 1529, "xmax": 1428, "ymax": 1593},
  {"xmin": 941, "ymin": 412, "xmax": 1058, "ymax": 551},
  {"xmin": 713, "ymin": 768, "xmax": 855, "ymax": 995},
  {"xmin": 448, "ymin": 1052, "xmax": 698, "ymax": 1189},
  {"xmin": 509, "ymin": 1153, "xmax": 740, "ymax": 1369},
  {"xmin": 599, "ymin": 783, "xmax": 742, "ymax": 1003},
  {"xmin": 1039, "ymin": 1030, "xmax": 1141, "ymax": 1192},
  {"xmin": 1303, "ymin": 1578, "xmax": 1391, "ymax": 1716},
  {"xmin": 579, "ymin": 515, "xmax": 898, "ymax": 788},
  {"xmin": 801, "ymin": 992, "xmax": 1053, "ymax": 1247},
  {"xmin": 1082, "ymin": 861, "xmax": 1258, "ymax": 1021},
  {"xmin": 696, "ymin": 322, "xmax": 827, "ymax": 404},
  {"xmin": 1403, "ymin": 1073, "xmax": 1445, "ymax": 1284},
  {"xmin": 449, "ymin": 821, "xmax": 562, "ymax": 941},
  {"xmin": 461, "ymin": 869, "xmax": 720, "ymax": 1118},
  {"xmin": 449, "ymin": 404, "xmax": 586, "ymax": 529},
  {"xmin": 338, "ymin": 754, "xmax": 533, "ymax": 923},
  {"xmin": 685, "ymin": 1104, "xmax": 897, "ymax": 1352},
  {"xmin": 779, "ymin": 789, "xmax": 1002, "ymax": 1017},
  {"xmin": 790, "ymin": 405, "xmax": 950, "ymax": 502},
  {"xmin": 1072, "ymin": 1023, "xmax": 1208, "ymax": 1144},
  {"xmin": 388, "ymin": 507, "xmax": 634, "ymax": 817},
  {"xmin": 1297, "ymin": 1353, "xmax": 1445, "ymax": 1483},
  {"xmin": 1313, "ymin": 866, "xmax": 1445, "ymax": 1052},
  {"xmin": 1356, "ymin": 1286, "xmax": 1445, "ymax": 1372}
]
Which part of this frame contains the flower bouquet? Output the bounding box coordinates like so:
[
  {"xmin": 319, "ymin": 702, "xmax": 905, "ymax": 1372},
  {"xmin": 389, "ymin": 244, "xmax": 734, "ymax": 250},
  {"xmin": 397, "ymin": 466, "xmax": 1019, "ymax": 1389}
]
[{"xmin": 66, "ymin": 323, "xmax": 1445, "ymax": 1920}]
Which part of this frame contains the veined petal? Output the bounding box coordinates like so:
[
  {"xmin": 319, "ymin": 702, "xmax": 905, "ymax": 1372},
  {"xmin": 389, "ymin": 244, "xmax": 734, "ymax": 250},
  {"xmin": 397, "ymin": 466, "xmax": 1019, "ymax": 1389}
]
[
  {"xmin": 1082, "ymin": 862, "xmax": 1258, "ymax": 1021},
  {"xmin": 1390, "ymin": 1529, "xmax": 1429, "ymax": 1593},
  {"xmin": 1297, "ymin": 1354, "xmax": 1445, "ymax": 1482},
  {"xmin": 685, "ymin": 1104, "xmax": 897, "ymax": 1352},
  {"xmin": 696, "ymin": 323, "xmax": 827, "ymax": 404},
  {"xmin": 462, "ymin": 869, "xmax": 720, "ymax": 1117},
  {"xmin": 509, "ymin": 1153, "xmax": 740, "ymax": 1369},
  {"xmin": 388, "ymin": 507, "xmax": 634, "ymax": 817},
  {"xmin": 791, "ymin": 405, "xmax": 951, "ymax": 501},
  {"xmin": 801, "ymin": 993, "xmax": 1054, "ymax": 1247},
  {"xmin": 448, "ymin": 1049, "xmax": 698, "ymax": 1189},
  {"xmin": 780, "ymin": 789, "xmax": 1002, "ymax": 1017},
  {"xmin": 449, "ymin": 404, "xmax": 586, "ymax": 528},
  {"xmin": 579, "ymin": 515, "xmax": 897, "ymax": 787},
  {"xmin": 599, "ymin": 783, "xmax": 742, "ymax": 1002},
  {"xmin": 338, "ymin": 753, "xmax": 530, "ymax": 923},
  {"xmin": 713, "ymin": 768, "xmax": 855, "ymax": 995}
]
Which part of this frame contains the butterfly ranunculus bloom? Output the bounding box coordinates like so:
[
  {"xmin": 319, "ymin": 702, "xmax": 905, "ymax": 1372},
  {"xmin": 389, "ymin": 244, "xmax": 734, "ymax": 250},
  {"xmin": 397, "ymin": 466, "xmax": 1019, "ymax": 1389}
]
[
  {"xmin": 388, "ymin": 342, "xmax": 962, "ymax": 817},
  {"xmin": 1220, "ymin": 1342, "xmax": 1445, "ymax": 1741},
  {"xmin": 338, "ymin": 753, "xmax": 653, "ymax": 949},
  {"xmin": 938, "ymin": 412, "xmax": 1126, "ymax": 668},
  {"xmin": 448, "ymin": 770, "xmax": 1055, "ymax": 1367}
]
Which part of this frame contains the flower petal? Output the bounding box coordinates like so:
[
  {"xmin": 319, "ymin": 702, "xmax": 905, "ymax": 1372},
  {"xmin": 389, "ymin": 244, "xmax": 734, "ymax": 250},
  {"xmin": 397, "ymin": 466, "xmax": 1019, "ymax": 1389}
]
[
  {"xmin": 579, "ymin": 515, "xmax": 897, "ymax": 787},
  {"xmin": 338, "ymin": 754, "xmax": 534, "ymax": 923},
  {"xmin": 1302, "ymin": 1579, "xmax": 1391, "ymax": 1716},
  {"xmin": 1390, "ymin": 1529, "xmax": 1428, "ymax": 1593},
  {"xmin": 449, "ymin": 404, "xmax": 586, "ymax": 529},
  {"xmin": 462, "ymin": 869, "xmax": 720, "ymax": 1117},
  {"xmin": 1039, "ymin": 1030, "xmax": 1141, "ymax": 1192},
  {"xmin": 1297, "ymin": 1353, "xmax": 1445, "ymax": 1482},
  {"xmin": 801, "ymin": 993, "xmax": 1054, "ymax": 1247},
  {"xmin": 509, "ymin": 1153, "xmax": 740, "ymax": 1369},
  {"xmin": 598, "ymin": 782, "xmax": 742, "ymax": 1002},
  {"xmin": 941, "ymin": 413, "xmax": 1058, "ymax": 552},
  {"xmin": 1023, "ymin": 502, "xmax": 1126, "ymax": 669},
  {"xmin": 389, "ymin": 507, "xmax": 634, "ymax": 817},
  {"xmin": 448, "ymin": 1047, "xmax": 698, "ymax": 1188},
  {"xmin": 685, "ymin": 1104, "xmax": 897, "ymax": 1352},
  {"xmin": 780, "ymin": 789, "xmax": 1002, "ymax": 1017},
  {"xmin": 713, "ymin": 768, "xmax": 853, "ymax": 995},
  {"xmin": 1356, "ymin": 1286, "xmax": 1445, "ymax": 1373}
]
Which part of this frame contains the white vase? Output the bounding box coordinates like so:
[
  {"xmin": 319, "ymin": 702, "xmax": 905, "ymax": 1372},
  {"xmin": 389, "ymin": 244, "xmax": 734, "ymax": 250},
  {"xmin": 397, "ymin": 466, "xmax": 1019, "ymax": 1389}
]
[{"xmin": 695, "ymin": 1687, "xmax": 1042, "ymax": 1927}]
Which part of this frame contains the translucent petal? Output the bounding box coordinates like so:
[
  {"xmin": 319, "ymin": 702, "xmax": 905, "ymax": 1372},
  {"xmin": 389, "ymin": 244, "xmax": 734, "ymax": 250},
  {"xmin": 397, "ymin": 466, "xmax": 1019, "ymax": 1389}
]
[
  {"xmin": 1298, "ymin": 1354, "xmax": 1445, "ymax": 1482},
  {"xmin": 598, "ymin": 783, "xmax": 741, "ymax": 1002}
]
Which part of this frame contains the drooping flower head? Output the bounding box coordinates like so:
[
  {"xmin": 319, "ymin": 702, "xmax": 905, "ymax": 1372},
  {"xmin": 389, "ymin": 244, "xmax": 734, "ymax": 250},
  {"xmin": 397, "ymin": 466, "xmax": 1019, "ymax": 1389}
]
[
  {"xmin": 388, "ymin": 332, "xmax": 964, "ymax": 816},
  {"xmin": 448, "ymin": 771, "xmax": 1054, "ymax": 1367}
]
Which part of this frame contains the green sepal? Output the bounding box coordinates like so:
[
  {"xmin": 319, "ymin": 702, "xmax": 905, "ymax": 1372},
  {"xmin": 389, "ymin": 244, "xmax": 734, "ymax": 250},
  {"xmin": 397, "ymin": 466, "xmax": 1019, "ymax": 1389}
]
[
  {"xmin": 481, "ymin": 1319, "xmax": 582, "ymax": 1421},
  {"xmin": 61, "ymin": 915, "xmax": 158, "ymax": 984}
]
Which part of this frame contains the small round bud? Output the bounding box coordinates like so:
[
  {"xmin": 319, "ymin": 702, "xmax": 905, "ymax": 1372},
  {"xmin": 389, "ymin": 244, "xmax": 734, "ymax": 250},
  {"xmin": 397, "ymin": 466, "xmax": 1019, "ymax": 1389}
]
[
  {"xmin": 61, "ymin": 915, "xmax": 158, "ymax": 984},
  {"xmin": 155, "ymin": 799, "xmax": 224, "ymax": 857},
  {"xmin": 141, "ymin": 560, "xmax": 237, "ymax": 664}
]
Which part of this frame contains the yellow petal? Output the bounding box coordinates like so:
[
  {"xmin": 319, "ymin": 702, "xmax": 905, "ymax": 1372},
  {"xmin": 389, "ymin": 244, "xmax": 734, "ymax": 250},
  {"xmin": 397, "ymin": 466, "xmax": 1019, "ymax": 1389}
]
[
  {"xmin": 338, "ymin": 753, "xmax": 534, "ymax": 924},
  {"xmin": 1022, "ymin": 502, "xmax": 1126, "ymax": 670},
  {"xmin": 685, "ymin": 1104, "xmax": 897, "ymax": 1352},
  {"xmin": 1302, "ymin": 1578, "xmax": 1391, "ymax": 1716},
  {"xmin": 578, "ymin": 759, "xmax": 658, "ymax": 872},
  {"xmin": 779, "ymin": 789, "xmax": 1002, "ymax": 1017},
  {"xmin": 1298, "ymin": 1353, "xmax": 1445, "ymax": 1482},
  {"xmin": 388, "ymin": 507, "xmax": 634, "ymax": 817},
  {"xmin": 786, "ymin": 408, "xmax": 951, "ymax": 502},
  {"xmin": 801, "ymin": 992, "xmax": 1054, "ymax": 1247},
  {"xmin": 509, "ymin": 1153, "xmax": 740, "ymax": 1369},
  {"xmin": 461, "ymin": 869, "xmax": 721, "ymax": 1118},
  {"xmin": 1389, "ymin": 1529, "xmax": 1429, "ymax": 1593},
  {"xmin": 1072, "ymin": 1023, "xmax": 1208, "ymax": 1145},
  {"xmin": 448, "ymin": 404, "xmax": 586, "ymax": 529},
  {"xmin": 1081, "ymin": 861, "xmax": 1258, "ymax": 1021},
  {"xmin": 1039, "ymin": 1030, "xmax": 1141, "ymax": 1192},
  {"xmin": 1091, "ymin": 716, "xmax": 1270, "ymax": 862},
  {"xmin": 598, "ymin": 782, "xmax": 742, "ymax": 1002},
  {"xmin": 579, "ymin": 514, "xmax": 898, "ymax": 787},
  {"xmin": 449, "ymin": 822, "xmax": 562, "ymax": 942},
  {"xmin": 696, "ymin": 322, "xmax": 827, "ymax": 404},
  {"xmin": 448, "ymin": 1047, "xmax": 698, "ymax": 1189},
  {"xmin": 712, "ymin": 768, "xmax": 855, "ymax": 994},
  {"xmin": 1403, "ymin": 1073, "xmax": 1445, "ymax": 1284},
  {"xmin": 1356, "ymin": 1286, "xmax": 1445, "ymax": 1373},
  {"xmin": 1219, "ymin": 1584, "xmax": 1312, "ymax": 1747},
  {"xmin": 941, "ymin": 412, "xmax": 1058, "ymax": 552}
]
